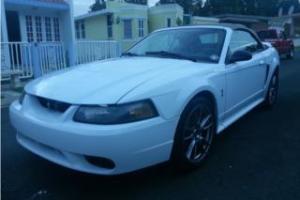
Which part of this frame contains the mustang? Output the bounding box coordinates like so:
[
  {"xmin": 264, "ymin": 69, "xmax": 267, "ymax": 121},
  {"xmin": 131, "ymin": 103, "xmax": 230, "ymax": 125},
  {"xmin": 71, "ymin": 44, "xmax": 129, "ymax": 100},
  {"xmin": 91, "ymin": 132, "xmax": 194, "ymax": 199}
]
[{"xmin": 10, "ymin": 25, "xmax": 280, "ymax": 175}]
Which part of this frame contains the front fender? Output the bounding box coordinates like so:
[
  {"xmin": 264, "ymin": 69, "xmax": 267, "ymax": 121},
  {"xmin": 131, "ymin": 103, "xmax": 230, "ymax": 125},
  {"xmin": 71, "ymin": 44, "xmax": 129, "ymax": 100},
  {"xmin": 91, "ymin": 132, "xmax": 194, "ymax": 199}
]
[{"xmin": 119, "ymin": 71, "xmax": 225, "ymax": 121}]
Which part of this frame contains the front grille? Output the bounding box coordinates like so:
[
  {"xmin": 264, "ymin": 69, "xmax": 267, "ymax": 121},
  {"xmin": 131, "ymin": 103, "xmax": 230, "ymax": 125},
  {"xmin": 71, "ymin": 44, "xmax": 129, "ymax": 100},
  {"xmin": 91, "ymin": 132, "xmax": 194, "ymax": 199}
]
[{"xmin": 37, "ymin": 97, "xmax": 71, "ymax": 113}]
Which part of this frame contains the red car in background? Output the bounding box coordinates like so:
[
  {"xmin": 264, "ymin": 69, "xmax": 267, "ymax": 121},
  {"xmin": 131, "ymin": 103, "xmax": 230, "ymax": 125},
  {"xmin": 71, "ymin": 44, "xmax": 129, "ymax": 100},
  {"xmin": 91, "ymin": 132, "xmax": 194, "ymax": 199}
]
[{"xmin": 257, "ymin": 29, "xmax": 295, "ymax": 59}]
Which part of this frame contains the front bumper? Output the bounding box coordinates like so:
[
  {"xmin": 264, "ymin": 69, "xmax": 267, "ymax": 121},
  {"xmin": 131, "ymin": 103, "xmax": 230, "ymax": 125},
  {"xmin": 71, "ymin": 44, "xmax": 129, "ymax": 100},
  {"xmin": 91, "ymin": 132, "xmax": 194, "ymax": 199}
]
[{"xmin": 9, "ymin": 97, "xmax": 178, "ymax": 175}]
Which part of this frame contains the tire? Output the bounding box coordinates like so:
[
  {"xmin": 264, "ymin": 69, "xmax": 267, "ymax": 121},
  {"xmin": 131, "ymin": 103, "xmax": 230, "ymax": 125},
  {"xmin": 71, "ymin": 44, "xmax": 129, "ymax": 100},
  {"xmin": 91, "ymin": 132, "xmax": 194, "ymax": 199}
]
[
  {"xmin": 171, "ymin": 96, "xmax": 216, "ymax": 170},
  {"xmin": 287, "ymin": 49, "xmax": 294, "ymax": 59},
  {"xmin": 263, "ymin": 72, "xmax": 279, "ymax": 109}
]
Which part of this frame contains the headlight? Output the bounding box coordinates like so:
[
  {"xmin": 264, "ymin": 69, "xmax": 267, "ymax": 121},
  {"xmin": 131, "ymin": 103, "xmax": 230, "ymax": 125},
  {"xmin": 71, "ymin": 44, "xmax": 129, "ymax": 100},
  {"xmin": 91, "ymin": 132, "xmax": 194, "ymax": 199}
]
[
  {"xmin": 73, "ymin": 100, "xmax": 159, "ymax": 125},
  {"xmin": 18, "ymin": 92, "xmax": 26, "ymax": 105}
]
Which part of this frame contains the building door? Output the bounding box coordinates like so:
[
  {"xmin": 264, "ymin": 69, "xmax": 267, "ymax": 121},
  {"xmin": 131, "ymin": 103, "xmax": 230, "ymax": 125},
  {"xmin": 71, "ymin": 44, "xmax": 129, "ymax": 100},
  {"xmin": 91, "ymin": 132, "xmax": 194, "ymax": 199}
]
[
  {"xmin": 6, "ymin": 11, "xmax": 22, "ymax": 68},
  {"xmin": 6, "ymin": 11, "xmax": 21, "ymax": 42}
]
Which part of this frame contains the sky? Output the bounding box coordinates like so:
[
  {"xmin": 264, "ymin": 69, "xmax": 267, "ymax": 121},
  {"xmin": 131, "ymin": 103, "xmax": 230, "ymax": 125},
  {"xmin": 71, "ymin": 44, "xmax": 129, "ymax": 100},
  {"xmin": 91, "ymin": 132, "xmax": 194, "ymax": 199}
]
[{"xmin": 73, "ymin": 0, "xmax": 160, "ymax": 16}]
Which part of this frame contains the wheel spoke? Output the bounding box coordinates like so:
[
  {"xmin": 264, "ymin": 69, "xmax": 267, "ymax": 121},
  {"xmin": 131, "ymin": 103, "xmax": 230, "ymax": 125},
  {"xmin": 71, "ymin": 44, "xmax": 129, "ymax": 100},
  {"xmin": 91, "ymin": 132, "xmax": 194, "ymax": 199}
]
[
  {"xmin": 200, "ymin": 114, "xmax": 213, "ymax": 130},
  {"xmin": 186, "ymin": 139, "xmax": 196, "ymax": 160},
  {"xmin": 184, "ymin": 134, "xmax": 194, "ymax": 141}
]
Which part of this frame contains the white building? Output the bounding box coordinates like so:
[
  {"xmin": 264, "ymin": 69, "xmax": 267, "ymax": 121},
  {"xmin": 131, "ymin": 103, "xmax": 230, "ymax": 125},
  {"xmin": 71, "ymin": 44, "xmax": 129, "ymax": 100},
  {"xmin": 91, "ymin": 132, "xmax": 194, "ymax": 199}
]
[{"xmin": 1, "ymin": 0, "xmax": 76, "ymax": 79}]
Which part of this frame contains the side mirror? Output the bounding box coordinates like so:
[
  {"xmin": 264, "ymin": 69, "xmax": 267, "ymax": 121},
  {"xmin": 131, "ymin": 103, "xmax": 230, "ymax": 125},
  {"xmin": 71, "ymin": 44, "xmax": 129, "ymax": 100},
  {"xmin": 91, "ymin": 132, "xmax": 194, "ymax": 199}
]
[{"xmin": 229, "ymin": 50, "xmax": 252, "ymax": 63}]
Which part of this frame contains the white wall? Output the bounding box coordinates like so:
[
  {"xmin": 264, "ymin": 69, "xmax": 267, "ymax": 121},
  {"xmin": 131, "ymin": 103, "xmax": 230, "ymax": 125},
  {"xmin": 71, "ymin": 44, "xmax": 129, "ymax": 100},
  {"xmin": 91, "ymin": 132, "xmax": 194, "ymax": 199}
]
[
  {"xmin": 1, "ymin": 0, "xmax": 8, "ymax": 42},
  {"xmin": 61, "ymin": 0, "xmax": 76, "ymax": 66},
  {"xmin": 294, "ymin": 38, "xmax": 300, "ymax": 47}
]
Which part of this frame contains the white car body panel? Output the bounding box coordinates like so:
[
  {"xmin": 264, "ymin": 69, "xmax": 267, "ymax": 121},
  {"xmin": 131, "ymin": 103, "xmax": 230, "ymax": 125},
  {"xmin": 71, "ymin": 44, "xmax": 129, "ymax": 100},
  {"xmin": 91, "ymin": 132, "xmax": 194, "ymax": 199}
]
[{"xmin": 10, "ymin": 26, "xmax": 280, "ymax": 175}]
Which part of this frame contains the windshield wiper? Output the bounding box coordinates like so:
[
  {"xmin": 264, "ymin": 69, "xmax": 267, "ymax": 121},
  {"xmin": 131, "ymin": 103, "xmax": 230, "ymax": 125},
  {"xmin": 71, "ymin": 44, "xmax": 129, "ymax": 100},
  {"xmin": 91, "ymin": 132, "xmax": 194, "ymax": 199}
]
[
  {"xmin": 122, "ymin": 52, "xmax": 140, "ymax": 57},
  {"xmin": 145, "ymin": 51, "xmax": 197, "ymax": 62}
]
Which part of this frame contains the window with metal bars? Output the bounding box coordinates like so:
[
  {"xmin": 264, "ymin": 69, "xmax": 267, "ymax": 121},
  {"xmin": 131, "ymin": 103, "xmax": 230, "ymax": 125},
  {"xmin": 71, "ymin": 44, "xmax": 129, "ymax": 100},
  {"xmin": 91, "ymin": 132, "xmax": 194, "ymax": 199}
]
[
  {"xmin": 35, "ymin": 16, "xmax": 43, "ymax": 42},
  {"xmin": 45, "ymin": 17, "xmax": 52, "ymax": 42},
  {"xmin": 53, "ymin": 18, "xmax": 60, "ymax": 41}
]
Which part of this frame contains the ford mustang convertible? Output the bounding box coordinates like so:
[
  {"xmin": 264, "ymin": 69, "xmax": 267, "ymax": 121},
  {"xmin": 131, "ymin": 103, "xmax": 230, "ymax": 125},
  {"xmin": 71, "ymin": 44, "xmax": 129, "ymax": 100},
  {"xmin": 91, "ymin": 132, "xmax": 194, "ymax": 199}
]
[{"xmin": 10, "ymin": 25, "xmax": 280, "ymax": 175}]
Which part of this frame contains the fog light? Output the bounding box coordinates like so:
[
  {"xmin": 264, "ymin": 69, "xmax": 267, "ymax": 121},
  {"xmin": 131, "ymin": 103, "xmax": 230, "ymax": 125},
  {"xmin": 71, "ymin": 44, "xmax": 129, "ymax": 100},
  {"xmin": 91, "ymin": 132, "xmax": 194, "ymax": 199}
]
[{"xmin": 85, "ymin": 156, "xmax": 115, "ymax": 169}]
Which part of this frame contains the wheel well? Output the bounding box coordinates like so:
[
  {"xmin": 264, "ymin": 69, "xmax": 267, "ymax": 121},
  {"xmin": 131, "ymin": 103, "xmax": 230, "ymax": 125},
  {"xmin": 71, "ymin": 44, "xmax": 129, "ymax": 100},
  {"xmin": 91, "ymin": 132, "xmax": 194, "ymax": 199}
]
[{"xmin": 193, "ymin": 91, "xmax": 218, "ymax": 123}]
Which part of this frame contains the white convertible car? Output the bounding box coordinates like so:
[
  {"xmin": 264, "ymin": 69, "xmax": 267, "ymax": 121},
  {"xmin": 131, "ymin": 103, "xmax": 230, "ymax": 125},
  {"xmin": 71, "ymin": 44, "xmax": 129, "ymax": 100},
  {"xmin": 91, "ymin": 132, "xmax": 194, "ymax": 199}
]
[{"xmin": 10, "ymin": 25, "xmax": 280, "ymax": 175}]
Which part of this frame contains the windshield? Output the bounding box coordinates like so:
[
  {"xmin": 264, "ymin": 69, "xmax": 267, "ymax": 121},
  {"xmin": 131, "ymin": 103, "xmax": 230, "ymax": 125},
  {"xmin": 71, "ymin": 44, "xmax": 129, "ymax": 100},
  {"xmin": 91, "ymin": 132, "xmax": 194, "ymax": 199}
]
[{"xmin": 126, "ymin": 28, "xmax": 226, "ymax": 63}]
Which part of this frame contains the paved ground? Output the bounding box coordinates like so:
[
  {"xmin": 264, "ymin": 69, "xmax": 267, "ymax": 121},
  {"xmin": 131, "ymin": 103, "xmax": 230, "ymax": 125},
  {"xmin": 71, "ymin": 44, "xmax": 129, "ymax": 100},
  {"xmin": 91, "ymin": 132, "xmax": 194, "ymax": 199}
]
[{"xmin": 2, "ymin": 53, "xmax": 300, "ymax": 200}]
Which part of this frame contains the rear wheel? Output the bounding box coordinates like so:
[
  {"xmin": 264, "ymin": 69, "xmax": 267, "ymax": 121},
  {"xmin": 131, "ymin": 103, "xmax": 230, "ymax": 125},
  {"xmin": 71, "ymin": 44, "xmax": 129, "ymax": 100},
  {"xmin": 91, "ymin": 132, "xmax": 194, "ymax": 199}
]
[{"xmin": 172, "ymin": 96, "xmax": 216, "ymax": 170}]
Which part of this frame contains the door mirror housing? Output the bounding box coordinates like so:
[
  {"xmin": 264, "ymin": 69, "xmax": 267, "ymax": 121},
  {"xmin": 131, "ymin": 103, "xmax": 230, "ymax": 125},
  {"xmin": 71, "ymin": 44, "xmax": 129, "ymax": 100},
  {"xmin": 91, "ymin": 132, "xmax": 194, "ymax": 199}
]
[{"xmin": 229, "ymin": 50, "xmax": 252, "ymax": 63}]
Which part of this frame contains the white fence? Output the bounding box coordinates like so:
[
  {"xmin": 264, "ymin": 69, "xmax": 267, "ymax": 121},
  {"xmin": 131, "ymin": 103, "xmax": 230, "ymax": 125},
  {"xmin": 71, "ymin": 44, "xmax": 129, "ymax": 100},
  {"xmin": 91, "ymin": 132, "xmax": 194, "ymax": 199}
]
[
  {"xmin": 1, "ymin": 40, "xmax": 122, "ymax": 81},
  {"xmin": 37, "ymin": 42, "xmax": 66, "ymax": 75},
  {"xmin": 1, "ymin": 42, "xmax": 34, "ymax": 80},
  {"xmin": 76, "ymin": 40, "xmax": 122, "ymax": 65}
]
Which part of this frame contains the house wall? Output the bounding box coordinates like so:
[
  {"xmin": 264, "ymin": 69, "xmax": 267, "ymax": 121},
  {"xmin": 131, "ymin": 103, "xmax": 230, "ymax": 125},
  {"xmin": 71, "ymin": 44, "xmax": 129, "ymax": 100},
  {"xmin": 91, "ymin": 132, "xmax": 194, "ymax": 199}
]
[
  {"xmin": 148, "ymin": 4, "xmax": 184, "ymax": 33},
  {"xmin": 78, "ymin": 1, "xmax": 149, "ymax": 51},
  {"xmin": 1, "ymin": 0, "xmax": 11, "ymax": 71},
  {"xmin": 3, "ymin": 0, "xmax": 76, "ymax": 68},
  {"xmin": 191, "ymin": 17, "xmax": 219, "ymax": 25},
  {"xmin": 294, "ymin": 16, "xmax": 300, "ymax": 37},
  {"xmin": 250, "ymin": 22, "xmax": 269, "ymax": 32},
  {"xmin": 85, "ymin": 15, "xmax": 108, "ymax": 40},
  {"xmin": 1, "ymin": 0, "xmax": 9, "ymax": 43},
  {"xmin": 100, "ymin": 1, "xmax": 148, "ymax": 50}
]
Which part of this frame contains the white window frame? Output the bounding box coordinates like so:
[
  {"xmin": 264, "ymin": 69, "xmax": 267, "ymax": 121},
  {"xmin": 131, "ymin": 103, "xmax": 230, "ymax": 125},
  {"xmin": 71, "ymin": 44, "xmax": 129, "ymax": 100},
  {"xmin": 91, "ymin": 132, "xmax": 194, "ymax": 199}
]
[
  {"xmin": 75, "ymin": 20, "xmax": 86, "ymax": 40},
  {"xmin": 53, "ymin": 17, "xmax": 61, "ymax": 41},
  {"xmin": 123, "ymin": 19, "xmax": 133, "ymax": 40},
  {"xmin": 107, "ymin": 15, "xmax": 113, "ymax": 39},
  {"xmin": 45, "ymin": 17, "xmax": 53, "ymax": 42},
  {"xmin": 25, "ymin": 15, "xmax": 34, "ymax": 42},
  {"xmin": 138, "ymin": 19, "xmax": 144, "ymax": 38},
  {"xmin": 35, "ymin": 16, "xmax": 43, "ymax": 42},
  {"xmin": 166, "ymin": 18, "xmax": 172, "ymax": 28},
  {"xmin": 24, "ymin": 14, "xmax": 61, "ymax": 43}
]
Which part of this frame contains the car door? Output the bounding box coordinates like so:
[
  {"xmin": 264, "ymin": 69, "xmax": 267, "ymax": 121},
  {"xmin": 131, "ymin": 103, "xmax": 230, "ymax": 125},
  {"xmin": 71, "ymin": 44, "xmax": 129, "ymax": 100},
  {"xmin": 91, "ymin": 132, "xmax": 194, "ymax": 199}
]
[{"xmin": 224, "ymin": 30, "xmax": 267, "ymax": 118}]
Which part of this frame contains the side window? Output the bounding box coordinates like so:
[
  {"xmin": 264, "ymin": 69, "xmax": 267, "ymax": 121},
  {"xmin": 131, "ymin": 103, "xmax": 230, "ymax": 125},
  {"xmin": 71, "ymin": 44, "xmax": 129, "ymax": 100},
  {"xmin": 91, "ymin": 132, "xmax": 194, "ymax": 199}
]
[{"xmin": 229, "ymin": 30, "xmax": 259, "ymax": 54}]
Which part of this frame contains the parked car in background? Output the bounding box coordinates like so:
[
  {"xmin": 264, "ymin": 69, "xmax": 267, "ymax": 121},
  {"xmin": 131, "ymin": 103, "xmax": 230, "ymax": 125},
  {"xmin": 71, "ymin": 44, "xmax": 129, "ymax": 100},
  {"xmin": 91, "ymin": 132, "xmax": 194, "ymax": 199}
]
[
  {"xmin": 257, "ymin": 29, "xmax": 295, "ymax": 59},
  {"xmin": 10, "ymin": 25, "xmax": 280, "ymax": 175}
]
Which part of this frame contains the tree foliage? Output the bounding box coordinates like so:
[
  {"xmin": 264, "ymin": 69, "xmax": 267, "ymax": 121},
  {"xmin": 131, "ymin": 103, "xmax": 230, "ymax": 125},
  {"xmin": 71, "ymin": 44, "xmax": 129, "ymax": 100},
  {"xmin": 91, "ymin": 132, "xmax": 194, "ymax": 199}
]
[
  {"xmin": 90, "ymin": 0, "xmax": 148, "ymax": 12},
  {"xmin": 90, "ymin": 0, "xmax": 106, "ymax": 12},
  {"xmin": 158, "ymin": 0, "xmax": 298, "ymax": 16}
]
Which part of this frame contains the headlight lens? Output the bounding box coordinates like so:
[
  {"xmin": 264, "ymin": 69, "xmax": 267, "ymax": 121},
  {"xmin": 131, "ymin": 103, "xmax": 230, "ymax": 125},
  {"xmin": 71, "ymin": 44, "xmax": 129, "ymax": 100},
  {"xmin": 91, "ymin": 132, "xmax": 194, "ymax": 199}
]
[
  {"xmin": 18, "ymin": 92, "xmax": 25, "ymax": 105},
  {"xmin": 73, "ymin": 100, "xmax": 159, "ymax": 125}
]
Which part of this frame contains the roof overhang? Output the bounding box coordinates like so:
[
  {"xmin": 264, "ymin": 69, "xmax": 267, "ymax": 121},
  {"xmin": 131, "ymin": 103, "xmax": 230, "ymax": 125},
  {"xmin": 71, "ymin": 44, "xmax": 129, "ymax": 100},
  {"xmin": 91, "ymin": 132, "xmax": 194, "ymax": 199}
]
[
  {"xmin": 220, "ymin": 17, "xmax": 260, "ymax": 23},
  {"xmin": 75, "ymin": 9, "xmax": 113, "ymax": 21},
  {"xmin": 217, "ymin": 14, "xmax": 270, "ymax": 22},
  {"xmin": 4, "ymin": 0, "xmax": 69, "ymax": 11}
]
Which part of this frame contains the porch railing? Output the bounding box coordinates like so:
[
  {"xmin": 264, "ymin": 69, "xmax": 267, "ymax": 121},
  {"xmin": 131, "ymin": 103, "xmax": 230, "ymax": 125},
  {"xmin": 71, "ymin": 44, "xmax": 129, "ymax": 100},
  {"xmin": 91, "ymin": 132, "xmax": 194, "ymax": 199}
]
[
  {"xmin": 1, "ymin": 42, "xmax": 34, "ymax": 80},
  {"xmin": 1, "ymin": 40, "xmax": 122, "ymax": 81},
  {"xmin": 37, "ymin": 42, "xmax": 66, "ymax": 75},
  {"xmin": 76, "ymin": 40, "xmax": 122, "ymax": 65}
]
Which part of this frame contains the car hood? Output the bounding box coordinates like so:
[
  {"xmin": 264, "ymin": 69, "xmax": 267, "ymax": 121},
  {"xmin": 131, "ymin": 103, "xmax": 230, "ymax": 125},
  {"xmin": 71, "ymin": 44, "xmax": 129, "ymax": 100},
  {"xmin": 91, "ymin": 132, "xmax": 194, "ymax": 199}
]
[{"xmin": 26, "ymin": 57, "xmax": 202, "ymax": 104}]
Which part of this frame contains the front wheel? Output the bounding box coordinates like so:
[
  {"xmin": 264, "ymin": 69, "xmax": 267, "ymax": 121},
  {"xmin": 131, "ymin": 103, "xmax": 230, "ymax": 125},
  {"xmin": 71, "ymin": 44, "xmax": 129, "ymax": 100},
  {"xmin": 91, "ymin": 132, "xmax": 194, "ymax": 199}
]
[
  {"xmin": 172, "ymin": 96, "xmax": 216, "ymax": 170},
  {"xmin": 263, "ymin": 73, "xmax": 279, "ymax": 108}
]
